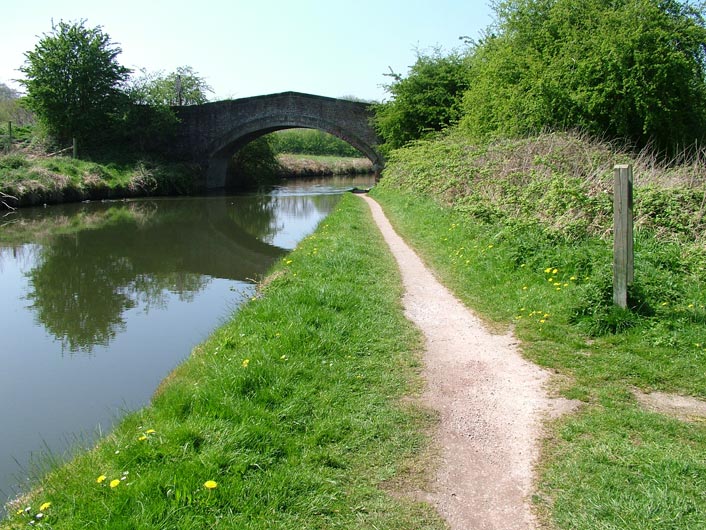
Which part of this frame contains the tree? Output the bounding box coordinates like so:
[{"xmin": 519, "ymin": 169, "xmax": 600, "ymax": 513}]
[
  {"xmin": 374, "ymin": 50, "xmax": 470, "ymax": 150},
  {"xmin": 19, "ymin": 20, "xmax": 130, "ymax": 146},
  {"xmin": 126, "ymin": 66, "xmax": 212, "ymax": 106},
  {"xmin": 0, "ymin": 82, "xmax": 34, "ymax": 126},
  {"xmin": 461, "ymin": 0, "xmax": 706, "ymax": 154},
  {"xmin": 0, "ymin": 82, "xmax": 20, "ymax": 101}
]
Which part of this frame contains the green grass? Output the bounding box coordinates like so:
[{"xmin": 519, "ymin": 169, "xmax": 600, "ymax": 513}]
[
  {"xmin": 0, "ymin": 152, "xmax": 198, "ymax": 207},
  {"xmin": 277, "ymin": 154, "xmax": 373, "ymax": 177},
  {"xmin": 371, "ymin": 151, "xmax": 706, "ymax": 529},
  {"xmin": 2, "ymin": 195, "xmax": 444, "ymax": 529}
]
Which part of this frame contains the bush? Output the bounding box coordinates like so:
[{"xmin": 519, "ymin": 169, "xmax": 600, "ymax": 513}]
[{"xmin": 461, "ymin": 0, "xmax": 706, "ymax": 154}]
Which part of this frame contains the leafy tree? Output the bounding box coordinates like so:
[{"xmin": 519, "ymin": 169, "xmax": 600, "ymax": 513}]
[
  {"xmin": 118, "ymin": 66, "xmax": 212, "ymax": 152},
  {"xmin": 269, "ymin": 128, "xmax": 361, "ymax": 157},
  {"xmin": 19, "ymin": 20, "xmax": 131, "ymax": 146},
  {"xmin": 374, "ymin": 50, "xmax": 470, "ymax": 150},
  {"xmin": 461, "ymin": 0, "xmax": 706, "ymax": 154},
  {"xmin": 126, "ymin": 66, "xmax": 212, "ymax": 106},
  {"xmin": 0, "ymin": 82, "xmax": 20, "ymax": 101},
  {"xmin": 0, "ymin": 83, "xmax": 34, "ymax": 126}
]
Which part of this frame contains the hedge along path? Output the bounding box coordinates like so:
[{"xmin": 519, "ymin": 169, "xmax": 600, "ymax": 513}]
[{"xmin": 361, "ymin": 195, "xmax": 576, "ymax": 530}]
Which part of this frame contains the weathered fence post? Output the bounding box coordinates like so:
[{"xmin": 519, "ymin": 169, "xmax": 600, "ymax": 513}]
[
  {"xmin": 613, "ymin": 164, "xmax": 634, "ymax": 308},
  {"xmin": 72, "ymin": 137, "xmax": 78, "ymax": 159}
]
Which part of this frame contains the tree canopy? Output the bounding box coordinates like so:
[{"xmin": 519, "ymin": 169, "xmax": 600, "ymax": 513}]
[
  {"xmin": 19, "ymin": 20, "xmax": 131, "ymax": 145},
  {"xmin": 461, "ymin": 0, "xmax": 706, "ymax": 153},
  {"xmin": 126, "ymin": 66, "xmax": 213, "ymax": 107},
  {"xmin": 373, "ymin": 0, "xmax": 706, "ymax": 155},
  {"xmin": 374, "ymin": 50, "xmax": 470, "ymax": 150}
]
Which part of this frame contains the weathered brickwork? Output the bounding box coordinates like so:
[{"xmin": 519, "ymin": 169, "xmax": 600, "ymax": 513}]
[{"xmin": 169, "ymin": 92, "xmax": 383, "ymax": 188}]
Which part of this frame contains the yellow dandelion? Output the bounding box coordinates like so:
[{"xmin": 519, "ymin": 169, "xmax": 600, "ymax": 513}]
[
  {"xmin": 552, "ymin": 268, "xmax": 558, "ymax": 274},
  {"xmin": 145, "ymin": 429, "xmax": 156, "ymax": 434},
  {"xmin": 138, "ymin": 435, "xmax": 148, "ymax": 441},
  {"xmin": 522, "ymin": 286, "xmax": 528, "ymax": 290},
  {"xmin": 570, "ymin": 276, "xmax": 577, "ymax": 281},
  {"xmin": 540, "ymin": 319, "xmax": 546, "ymax": 324},
  {"xmin": 39, "ymin": 502, "xmax": 51, "ymax": 511},
  {"xmin": 110, "ymin": 479, "xmax": 120, "ymax": 488},
  {"xmin": 204, "ymin": 480, "xmax": 218, "ymax": 489},
  {"xmin": 242, "ymin": 358, "xmax": 250, "ymax": 368},
  {"xmin": 96, "ymin": 475, "xmax": 107, "ymax": 484}
]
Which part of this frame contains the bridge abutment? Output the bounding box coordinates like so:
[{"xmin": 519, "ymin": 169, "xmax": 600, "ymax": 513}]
[{"xmin": 170, "ymin": 92, "xmax": 383, "ymax": 189}]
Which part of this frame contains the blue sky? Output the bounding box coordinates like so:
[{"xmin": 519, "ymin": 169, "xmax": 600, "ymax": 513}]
[{"xmin": 2, "ymin": 0, "xmax": 494, "ymax": 102}]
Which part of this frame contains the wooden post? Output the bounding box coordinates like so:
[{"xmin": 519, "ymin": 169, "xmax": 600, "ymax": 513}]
[
  {"xmin": 613, "ymin": 164, "xmax": 634, "ymax": 308},
  {"xmin": 72, "ymin": 137, "xmax": 78, "ymax": 159}
]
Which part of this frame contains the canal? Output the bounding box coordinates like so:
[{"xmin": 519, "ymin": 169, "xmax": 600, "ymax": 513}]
[{"xmin": 0, "ymin": 175, "xmax": 374, "ymax": 508}]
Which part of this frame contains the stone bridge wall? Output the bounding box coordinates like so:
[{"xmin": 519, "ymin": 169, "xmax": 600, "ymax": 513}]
[{"xmin": 168, "ymin": 92, "xmax": 382, "ymax": 188}]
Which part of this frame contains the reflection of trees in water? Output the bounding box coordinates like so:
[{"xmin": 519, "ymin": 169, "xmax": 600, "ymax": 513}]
[
  {"xmin": 27, "ymin": 235, "xmax": 209, "ymax": 353},
  {"xmin": 227, "ymin": 193, "xmax": 340, "ymax": 243},
  {"xmin": 23, "ymin": 197, "xmax": 285, "ymax": 354}
]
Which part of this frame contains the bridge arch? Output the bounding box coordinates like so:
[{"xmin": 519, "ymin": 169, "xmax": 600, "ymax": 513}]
[
  {"xmin": 207, "ymin": 115, "xmax": 382, "ymax": 188},
  {"xmin": 170, "ymin": 92, "xmax": 383, "ymax": 189}
]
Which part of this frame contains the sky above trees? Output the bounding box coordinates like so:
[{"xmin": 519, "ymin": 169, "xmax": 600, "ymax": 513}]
[{"xmin": 1, "ymin": 0, "xmax": 493, "ymax": 102}]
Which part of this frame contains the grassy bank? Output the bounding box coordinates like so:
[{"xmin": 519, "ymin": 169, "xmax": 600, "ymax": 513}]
[
  {"xmin": 0, "ymin": 152, "xmax": 200, "ymax": 208},
  {"xmin": 2, "ymin": 195, "xmax": 443, "ymax": 529},
  {"xmin": 277, "ymin": 154, "xmax": 373, "ymax": 177},
  {"xmin": 371, "ymin": 130, "xmax": 706, "ymax": 529}
]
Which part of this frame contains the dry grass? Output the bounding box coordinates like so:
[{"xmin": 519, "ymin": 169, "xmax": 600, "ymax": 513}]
[{"xmin": 384, "ymin": 130, "xmax": 706, "ymax": 245}]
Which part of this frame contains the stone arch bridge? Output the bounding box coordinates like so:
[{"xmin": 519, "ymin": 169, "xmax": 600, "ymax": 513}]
[{"xmin": 169, "ymin": 91, "xmax": 383, "ymax": 188}]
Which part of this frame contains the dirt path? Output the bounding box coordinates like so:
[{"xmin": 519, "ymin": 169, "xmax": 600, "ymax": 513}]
[{"xmin": 362, "ymin": 195, "xmax": 575, "ymax": 530}]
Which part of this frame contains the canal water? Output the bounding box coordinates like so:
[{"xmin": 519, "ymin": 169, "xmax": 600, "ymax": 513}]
[{"xmin": 0, "ymin": 175, "xmax": 374, "ymax": 508}]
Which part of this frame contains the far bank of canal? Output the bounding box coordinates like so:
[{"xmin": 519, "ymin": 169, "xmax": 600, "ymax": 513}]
[{"xmin": 0, "ymin": 175, "xmax": 374, "ymax": 508}]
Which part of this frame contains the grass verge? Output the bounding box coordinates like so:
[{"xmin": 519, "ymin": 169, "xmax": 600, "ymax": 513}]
[
  {"xmin": 277, "ymin": 154, "xmax": 373, "ymax": 177},
  {"xmin": 1, "ymin": 194, "xmax": 444, "ymax": 529},
  {"xmin": 371, "ymin": 131, "xmax": 706, "ymax": 529},
  {"xmin": 0, "ymin": 152, "xmax": 200, "ymax": 208}
]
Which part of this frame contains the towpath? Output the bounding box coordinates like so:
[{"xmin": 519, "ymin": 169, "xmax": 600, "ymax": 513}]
[{"xmin": 362, "ymin": 195, "xmax": 575, "ymax": 530}]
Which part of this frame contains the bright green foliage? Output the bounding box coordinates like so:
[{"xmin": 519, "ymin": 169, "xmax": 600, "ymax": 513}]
[
  {"xmin": 374, "ymin": 50, "xmax": 469, "ymax": 150},
  {"xmin": 19, "ymin": 21, "xmax": 131, "ymax": 146},
  {"xmin": 126, "ymin": 66, "xmax": 212, "ymax": 106},
  {"xmin": 462, "ymin": 0, "xmax": 706, "ymax": 153},
  {"xmin": 372, "ymin": 131, "xmax": 706, "ymax": 527},
  {"xmin": 0, "ymin": 197, "xmax": 443, "ymax": 529},
  {"xmin": 117, "ymin": 66, "xmax": 212, "ymax": 152},
  {"xmin": 269, "ymin": 128, "xmax": 361, "ymax": 157}
]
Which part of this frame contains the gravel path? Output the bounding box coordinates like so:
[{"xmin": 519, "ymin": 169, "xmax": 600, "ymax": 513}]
[{"xmin": 363, "ymin": 195, "xmax": 575, "ymax": 530}]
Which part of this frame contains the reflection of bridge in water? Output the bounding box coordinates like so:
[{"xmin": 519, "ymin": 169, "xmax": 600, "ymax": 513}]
[
  {"xmin": 167, "ymin": 92, "xmax": 384, "ymax": 188},
  {"xmin": 18, "ymin": 196, "xmax": 291, "ymax": 352}
]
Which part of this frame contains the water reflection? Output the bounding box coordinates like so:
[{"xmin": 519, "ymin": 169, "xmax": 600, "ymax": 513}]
[
  {"xmin": 17, "ymin": 197, "xmax": 289, "ymax": 353},
  {"xmin": 0, "ymin": 174, "xmax": 374, "ymax": 506}
]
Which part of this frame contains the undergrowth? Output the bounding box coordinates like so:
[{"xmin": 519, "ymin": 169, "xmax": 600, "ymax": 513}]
[
  {"xmin": 372, "ymin": 128, "xmax": 706, "ymax": 529},
  {"xmin": 1, "ymin": 196, "xmax": 443, "ymax": 529},
  {"xmin": 0, "ymin": 151, "xmax": 199, "ymax": 207}
]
